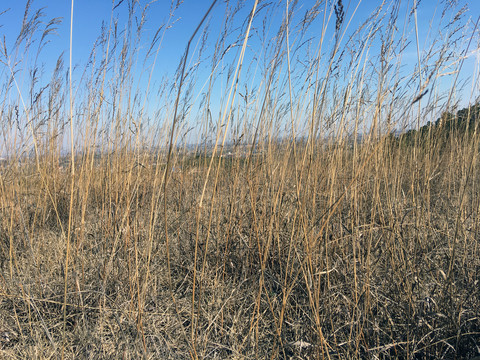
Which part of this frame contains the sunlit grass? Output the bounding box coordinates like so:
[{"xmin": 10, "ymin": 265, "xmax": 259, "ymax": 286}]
[{"xmin": 0, "ymin": 0, "xmax": 479, "ymax": 358}]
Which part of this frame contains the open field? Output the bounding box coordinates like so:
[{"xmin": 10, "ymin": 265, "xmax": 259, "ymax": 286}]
[{"xmin": 1, "ymin": 0, "xmax": 479, "ymax": 359}]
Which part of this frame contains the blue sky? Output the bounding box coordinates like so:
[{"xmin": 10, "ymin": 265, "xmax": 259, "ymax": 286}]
[
  {"xmin": 2, "ymin": 1, "xmax": 476, "ymax": 63},
  {"xmin": 1, "ymin": 0, "xmax": 479, "ymax": 147}
]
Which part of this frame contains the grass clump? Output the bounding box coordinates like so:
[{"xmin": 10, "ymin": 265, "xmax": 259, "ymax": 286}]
[{"xmin": 0, "ymin": 0, "xmax": 479, "ymax": 359}]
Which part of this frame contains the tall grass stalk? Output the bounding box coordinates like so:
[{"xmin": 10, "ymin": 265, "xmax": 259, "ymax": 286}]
[{"xmin": 0, "ymin": 0, "xmax": 479, "ymax": 358}]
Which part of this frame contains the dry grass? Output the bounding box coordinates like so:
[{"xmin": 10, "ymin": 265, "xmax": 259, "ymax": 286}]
[{"xmin": 1, "ymin": 0, "xmax": 479, "ymax": 359}]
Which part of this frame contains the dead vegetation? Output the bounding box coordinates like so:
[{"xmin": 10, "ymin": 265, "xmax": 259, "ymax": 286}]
[{"xmin": 0, "ymin": 0, "xmax": 479, "ymax": 358}]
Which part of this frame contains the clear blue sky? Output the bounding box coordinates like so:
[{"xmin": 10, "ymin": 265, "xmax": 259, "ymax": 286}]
[
  {"xmin": 2, "ymin": 1, "xmax": 477, "ymax": 65},
  {"xmin": 1, "ymin": 0, "xmax": 479, "ymax": 146},
  {"xmin": 1, "ymin": 1, "xmax": 220, "ymax": 81}
]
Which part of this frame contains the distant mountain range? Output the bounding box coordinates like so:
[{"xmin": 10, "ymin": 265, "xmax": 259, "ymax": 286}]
[{"xmin": 398, "ymin": 102, "xmax": 480, "ymax": 144}]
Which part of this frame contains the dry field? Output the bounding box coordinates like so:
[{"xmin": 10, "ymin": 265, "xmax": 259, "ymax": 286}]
[{"xmin": 1, "ymin": 0, "xmax": 479, "ymax": 359}]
